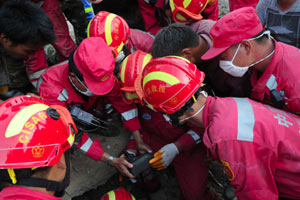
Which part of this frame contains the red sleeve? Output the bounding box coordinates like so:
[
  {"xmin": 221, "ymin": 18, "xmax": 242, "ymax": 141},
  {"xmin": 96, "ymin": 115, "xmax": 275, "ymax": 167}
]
[
  {"xmin": 128, "ymin": 29, "xmax": 155, "ymax": 54},
  {"xmin": 190, "ymin": 19, "xmax": 215, "ymax": 48},
  {"xmin": 212, "ymin": 140, "xmax": 279, "ymax": 199},
  {"xmin": 177, "ymin": 129, "xmax": 203, "ymax": 152},
  {"xmin": 37, "ymin": 76, "xmax": 68, "ymax": 107},
  {"xmin": 202, "ymin": 0, "xmax": 219, "ymax": 21},
  {"xmin": 137, "ymin": 0, "xmax": 163, "ymax": 35},
  {"xmin": 76, "ymin": 132, "xmax": 104, "ymax": 161},
  {"xmin": 106, "ymin": 78, "xmax": 141, "ymax": 132},
  {"xmin": 25, "ymin": 50, "xmax": 48, "ymax": 74}
]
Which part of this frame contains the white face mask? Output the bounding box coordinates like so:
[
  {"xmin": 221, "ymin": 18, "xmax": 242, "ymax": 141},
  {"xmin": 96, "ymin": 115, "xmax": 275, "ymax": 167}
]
[
  {"xmin": 219, "ymin": 30, "xmax": 274, "ymax": 77},
  {"xmin": 69, "ymin": 75, "xmax": 95, "ymax": 97},
  {"xmin": 115, "ymin": 50, "xmax": 126, "ymax": 64},
  {"xmin": 179, "ymin": 103, "xmax": 206, "ymax": 123}
]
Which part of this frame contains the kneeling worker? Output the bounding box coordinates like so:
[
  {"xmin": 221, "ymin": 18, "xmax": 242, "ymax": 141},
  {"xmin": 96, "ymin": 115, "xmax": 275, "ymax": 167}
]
[{"xmin": 139, "ymin": 56, "xmax": 300, "ymax": 200}]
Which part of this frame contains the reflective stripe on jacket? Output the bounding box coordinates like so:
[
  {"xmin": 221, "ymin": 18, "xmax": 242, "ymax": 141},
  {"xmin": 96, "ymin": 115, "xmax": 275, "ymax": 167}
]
[
  {"xmin": 203, "ymin": 96, "xmax": 300, "ymax": 199},
  {"xmin": 251, "ymin": 41, "xmax": 300, "ymax": 115}
]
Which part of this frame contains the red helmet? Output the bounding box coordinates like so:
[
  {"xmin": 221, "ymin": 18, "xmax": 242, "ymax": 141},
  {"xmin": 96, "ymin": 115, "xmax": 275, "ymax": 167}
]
[
  {"xmin": 101, "ymin": 187, "xmax": 135, "ymax": 200},
  {"xmin": 169, "ymin": 0, "xmax": 209, "ymax": 23},
  {"xmin": 0, "ymin": 96, "xmax": 77, "ymax": 169},
  {"xmin": 139, "ymin": 56, "xmax": 205, "ymax": 114},
  {"xmin": 120, "ymin": 50, "xmax": 152, "ymax": 93},
  {"xmin": 87, "ymin": 11, "xmax": 130, "ymax": 57}
]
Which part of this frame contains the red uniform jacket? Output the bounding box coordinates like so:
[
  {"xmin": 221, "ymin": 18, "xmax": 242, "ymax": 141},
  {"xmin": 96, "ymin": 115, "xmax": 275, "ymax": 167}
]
[
  {"xmin": 251, "ymin": 41, "xmax": 300, "ymax": 115},
  {"xmin": 203, "ymin": 96, "xmax": 300, "ymax": 199},
  {"xmin": 128, "ymin": 29, "xmax": 154, "ymax": 54},
  {"xmin": 37, "ymin": 61, "xmax": 141, "ymax": 160},
  {"xmin": 0, "ymin": 186, "xmax": 62, "ymax": 200}
]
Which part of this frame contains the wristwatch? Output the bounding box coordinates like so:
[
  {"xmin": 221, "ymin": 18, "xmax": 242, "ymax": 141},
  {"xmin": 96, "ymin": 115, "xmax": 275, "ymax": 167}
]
[{"xmin": 108, "ymin": 156, "xmax": 114, "ymax": 166}]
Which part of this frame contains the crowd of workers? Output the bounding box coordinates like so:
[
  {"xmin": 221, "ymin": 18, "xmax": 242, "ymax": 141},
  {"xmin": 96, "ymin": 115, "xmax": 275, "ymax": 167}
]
[{"xmin": 0, "ymin": 0, "xmax": 299, "ymax": 199}]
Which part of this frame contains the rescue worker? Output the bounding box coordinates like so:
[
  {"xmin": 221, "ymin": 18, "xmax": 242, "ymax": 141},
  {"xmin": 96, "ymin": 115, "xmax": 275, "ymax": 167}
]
[
  {"xmin": 119, "ymin": 51, "xmax": 210, "ymax": 200},
  {"xmin": 0, "ymin": 0, "xmax": 55, "ymax": 95},
  {"xmin": 256, "ymin": 0, "xmax": 300, "ymax": 48},
  {"xmin": 202, "ymin": 7, "xmax": 300, "ymax": 115},
  {"xmin": 0, "ymin": 0, "xmax": 77, "ymax": 88},
  {"xmin": 0, "ymin": 96, "xmax": 77, "ymax": 199},
  {"xmin": 151, "ymin": 23, "xmax": 252, "ymax": 97},
  {"xmin": 37, "ymin": 37, "xmax": 151, "ymax": 177},
  {"xmin": 137, "ymin": 0, "xmax": 219, "ymax": 35},
  {"xmin": 87, "ymin": 11, "xmax": 154, "ymax": 64},
  {"xmin": 101, "ymin": 187, "xmax": 136, "ymax": 200},
  {"xmin": 25, "ymin": 0, "xmax": 77, "ymax": 87},
  {"xmin": 140, "ymin": 56, "xmax": 300, "ymax": 200}
]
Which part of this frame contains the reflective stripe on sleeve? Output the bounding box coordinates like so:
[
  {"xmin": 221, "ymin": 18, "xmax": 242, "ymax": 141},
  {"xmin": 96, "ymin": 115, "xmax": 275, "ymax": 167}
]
[
  {"xmin": 57, "ymin": 88, "xmax": 69, "ymax": 102},
  {"xmin": 233, "ymin": 98, "xmax": 255, "ymax": 142},
  {"xmin": 27, "ymin": 69, "xmax": 46, "ymax": 81},
  {"xmin": 28, "ymin": 69, "xmax": 47, "ymax": 88},
  {"xmin": 187, "ymin": 130, "xmax": 201, "ymax": 144},
  {"xmin": 80, "ymin": 137, "xmax": 93, "ymax": 153},
  {"xmin": 266, "ymin": 74, "xmax": 278, "ymax": 91},
  {"xmin": 121, "ymin": 108, "xmax": 138, "ymax": 121},
  {"xmin": 36, "ymin": 77, "xmax": 44, "ymax": 94}
]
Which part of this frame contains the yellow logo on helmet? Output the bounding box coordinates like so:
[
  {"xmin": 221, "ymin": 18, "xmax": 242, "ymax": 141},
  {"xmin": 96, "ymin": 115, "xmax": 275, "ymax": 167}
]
[
  {"xmin": 5, "ymin": 104, "xmax": 49, "ymax": 144},
  {"xmin": 32, "ymin": 145, "xmax": 45, "ymax": 158}
]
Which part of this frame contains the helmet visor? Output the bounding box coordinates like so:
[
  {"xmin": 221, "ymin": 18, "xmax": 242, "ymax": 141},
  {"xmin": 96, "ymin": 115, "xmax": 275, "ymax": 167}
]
[{"xmin": 0, "ymin": 144, "xmax": 61, "ymax": 169}]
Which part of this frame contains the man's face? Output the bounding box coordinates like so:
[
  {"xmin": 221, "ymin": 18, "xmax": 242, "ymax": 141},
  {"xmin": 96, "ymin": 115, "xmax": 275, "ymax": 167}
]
[
  {"xmin": 177, "ymin": 102, "xmax": 202, "ymax": 127},
  {"xmin": 176, "ymin": 92, "xmax": 207, "ymax": 128},
  {"xmin": 4, "ymin": 42, "xmax": 43, "ymax": 60},
  {"xmin": 190, "ymin": 36, "xmax": 209, "ymax": 65},
  {"xmin": 0, "ymin": 34, "xmax": 43, "ymax": 60},
  {"xmin": 219, "ymin": 43, "xmax": 252, "ymax": 67}
]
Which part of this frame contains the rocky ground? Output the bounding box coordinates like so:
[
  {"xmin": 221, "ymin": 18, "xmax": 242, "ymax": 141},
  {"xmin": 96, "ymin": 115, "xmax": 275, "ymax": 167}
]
[{"xmin": 59, "ymin": 1, "xmax": 232, "ymax": 199}]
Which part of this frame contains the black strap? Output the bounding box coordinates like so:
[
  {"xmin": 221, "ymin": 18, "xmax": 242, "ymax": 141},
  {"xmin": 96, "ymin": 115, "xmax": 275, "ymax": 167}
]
[
  {"xmin": 68, "ymin": 49, "xmax": 84, "ymax": 81},
  {"xmin": 270, "ymin": 90, "xmax": 285, "ymax": 109},
  {"xmin": 15, "ymin": 151, "xmax": 71, "ymax": 192},
  {"xmin": 168, "ymin": 89, "xmax": 201, "ymax": 128}
]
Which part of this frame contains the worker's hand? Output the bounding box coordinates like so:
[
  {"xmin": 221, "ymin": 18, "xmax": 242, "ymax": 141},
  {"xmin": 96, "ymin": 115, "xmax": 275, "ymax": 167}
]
[
  {"xmin": 136, "ymin": 141, "xmax": 152, "ymax": 154},
  {"xmin": 132, "ymin": 130, "xmax": 152, "ymax": 154},
  {"xmin": 149, "ymin": 143, "xmax": 179, "ymax": 170},
  {"xmin": 88, "ymin": 0, "xmax": 103, "ymax": 4},
  {"xmin": 112, "ymin": 157, "xmax": 135, "ymax": 179}
]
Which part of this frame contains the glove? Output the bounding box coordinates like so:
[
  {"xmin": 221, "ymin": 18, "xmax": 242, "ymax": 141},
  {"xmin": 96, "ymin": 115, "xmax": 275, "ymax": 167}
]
[{"xmin": 149, "ymin": 143, "xmax": 179, "ymax": 170}]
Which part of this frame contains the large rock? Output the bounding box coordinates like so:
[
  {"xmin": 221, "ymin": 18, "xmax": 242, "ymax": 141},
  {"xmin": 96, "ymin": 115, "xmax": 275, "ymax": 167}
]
[{"xmin": 219, "ymin": 0, "xmax": 230, "ymax": 18}]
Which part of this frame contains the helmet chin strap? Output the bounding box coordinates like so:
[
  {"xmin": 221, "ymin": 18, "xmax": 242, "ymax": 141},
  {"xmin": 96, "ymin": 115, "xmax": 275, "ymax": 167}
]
[{"xmin": 15, "ymin": 151, "xmax": 71, "ymax": 197}]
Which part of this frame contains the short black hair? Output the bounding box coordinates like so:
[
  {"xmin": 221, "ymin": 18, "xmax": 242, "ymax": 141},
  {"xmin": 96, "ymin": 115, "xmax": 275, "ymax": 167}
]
[
  {"xmin": 151, "ymin": 23, "xmax": 199, "ymax": 58},
  {"xmin": 0, "ymin": 0, "xmax": 56, "ymax": 45}
]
